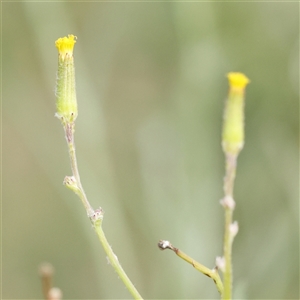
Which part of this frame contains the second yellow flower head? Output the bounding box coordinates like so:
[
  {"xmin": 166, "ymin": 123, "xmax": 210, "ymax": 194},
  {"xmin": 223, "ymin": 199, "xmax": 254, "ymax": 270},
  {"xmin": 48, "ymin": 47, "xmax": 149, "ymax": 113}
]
[{"xmin": 222, "ymin": 72, "xmax": 250, "ymax": 155}]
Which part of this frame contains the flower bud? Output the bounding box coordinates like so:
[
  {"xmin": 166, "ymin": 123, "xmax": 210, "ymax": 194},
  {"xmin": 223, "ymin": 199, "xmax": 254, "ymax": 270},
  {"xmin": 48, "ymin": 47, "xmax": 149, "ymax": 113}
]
[
  {"xmin": 55, "ymin": 34, "xmax": 78, "ymax": 124},
  {"xmin": 222, "ymin": 72, "xmax": 250, "ymax": 155}
]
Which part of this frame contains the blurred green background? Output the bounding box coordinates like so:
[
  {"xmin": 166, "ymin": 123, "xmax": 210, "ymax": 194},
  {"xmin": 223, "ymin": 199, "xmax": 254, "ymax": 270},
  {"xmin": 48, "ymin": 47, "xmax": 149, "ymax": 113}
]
[{"xmin": 2, "ymin": 1, "xmax": 299, "ymax": 299}]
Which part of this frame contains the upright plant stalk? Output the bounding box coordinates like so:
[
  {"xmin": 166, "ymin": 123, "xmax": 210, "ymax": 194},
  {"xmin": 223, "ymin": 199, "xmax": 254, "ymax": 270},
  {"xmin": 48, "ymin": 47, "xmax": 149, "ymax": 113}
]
[
  {"xmin": 221, "ymin": 72, "xmax": 250, "ymax": 299},
  {"xmin": 54, "ymin": 35, "xmax": 143, "ymax": 300},
  {"xmin": 156, "ymin": 73, "xmax": 249, "ymax": 298}
]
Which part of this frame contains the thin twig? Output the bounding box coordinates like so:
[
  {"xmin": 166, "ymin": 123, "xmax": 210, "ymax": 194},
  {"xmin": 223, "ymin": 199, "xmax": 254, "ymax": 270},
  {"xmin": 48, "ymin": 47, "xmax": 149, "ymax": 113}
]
[
  {"xmin": 158, "ymin": 240, "xmax": 224, "ymax": 295},
  {"xmin": 221, "ymin": 154, "xmax": 237, "ymax": 299},
  {"xmin": 92, "ymin": 209, "xmax": 143, "ymax": 300},
  {"xmin": 63, "ymin": 125, "xmax": 143, "ymax": 300}
]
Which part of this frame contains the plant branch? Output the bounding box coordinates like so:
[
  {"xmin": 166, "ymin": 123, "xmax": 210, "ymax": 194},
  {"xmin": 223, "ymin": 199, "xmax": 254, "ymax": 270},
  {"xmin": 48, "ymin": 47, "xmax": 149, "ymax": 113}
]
[
  {"xmin": 55, "ymin": 34, "xmax": 144, "ymax": 300},
  {"xmin": 158, "ymin": 240, "xmax": 224, "ymax": 295},
  {"xmin": 221, "ymin": 154, "xmax": 237, "ymax": 300},
  {"xmin": 64, "ymin": 123, "xmax": 93, "ymax": 216},
  {"xmin": 220, "ymin": 72, "xmax": 249, "ymax": 299},
  {"xmin": 92, "ymin": 209, "xmax": 143, "ymax": 300},
  {"xmin": 63, "ymin": 126, "xmax": 144, "ymax": 300}
]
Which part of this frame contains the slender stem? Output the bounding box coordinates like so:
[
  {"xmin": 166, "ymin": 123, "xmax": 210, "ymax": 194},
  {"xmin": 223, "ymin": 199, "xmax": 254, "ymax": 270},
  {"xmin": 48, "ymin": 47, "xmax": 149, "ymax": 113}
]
[
  {"xmin": 222, "ymin": 154, "xmax": 237, "ymax": 300},
  {"xmin": 66, "ymin": 123, "xmax": 80, "ymax": 183},
  {"xmin": 158, "ymin": 240, "xmax": 224, "ymax": 295},
  {"xmin": 224, "ymin": 154, "xmax": 236, "ymax": 197},
  {"xmin": 223, "ymin": 208, "xmax": 233, "ymax": 299},
  {"xmin": 64, "ymin": 123, "xmax": 93, "ymax": 216},
  {"xmin": 63, "ymin": 123, "xmax": 143, "ymax": 299},
  {"xmin": 93, "ymin": 221, "xmax": 143, "ymax": 300}
]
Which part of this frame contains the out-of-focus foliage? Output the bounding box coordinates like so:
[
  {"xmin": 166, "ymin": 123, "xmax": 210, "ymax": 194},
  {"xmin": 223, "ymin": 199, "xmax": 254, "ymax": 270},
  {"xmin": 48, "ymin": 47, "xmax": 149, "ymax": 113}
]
[{"xmin": 3, "ymin": 2, "xmax": 298, "ymax": 299}]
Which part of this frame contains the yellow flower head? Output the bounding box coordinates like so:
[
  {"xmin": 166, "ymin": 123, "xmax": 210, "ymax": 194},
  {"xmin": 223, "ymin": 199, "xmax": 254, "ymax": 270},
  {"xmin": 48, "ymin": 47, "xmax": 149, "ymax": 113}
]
[
  {"xmin": 227, "ymin": 72, "xmax": 250, "ymax": 89},
  {"xmin": 222, "ymin": 72, "xmax": 250, "ymax": 155},
  {"xmin": 55, "ymin": 34, "xmax": 77, "ymax": 61},
  {"xmin": 55, "ymin": 34, "xmax": 78, "ymax": 124}
]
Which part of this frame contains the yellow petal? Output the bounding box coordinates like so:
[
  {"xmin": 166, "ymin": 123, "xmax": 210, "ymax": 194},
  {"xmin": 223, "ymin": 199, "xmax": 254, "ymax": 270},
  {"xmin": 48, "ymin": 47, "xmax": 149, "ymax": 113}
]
[
  {"xmin": 227, "ymin": 72, "xmax": 250, "ymax": 89},
  {"xmin": 55, "ymin": 34, "xmax": 77, "ymax": 61}
]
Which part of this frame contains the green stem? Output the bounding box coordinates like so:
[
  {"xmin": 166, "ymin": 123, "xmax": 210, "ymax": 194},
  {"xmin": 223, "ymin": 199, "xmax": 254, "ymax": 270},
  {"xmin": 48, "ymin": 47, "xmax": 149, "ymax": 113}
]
[
  {"xmin": 222, "ymin": 208, "xmax": 233, "ymax": 299},
  {"xmin": 93, "ymin": 220, "xmax": 143, "ymax": 300},
  {"xmin": 222, "ymin": 154, "xmax": 237, "ymax": 300},
  {"xmin": 63, "ymin": 123, "xmax": 143, "ymax": 299},
  {"xmin": 64, "ymin": 123, "xmax": 93, "ymax": 216},
  {"xmin": 158, "ymin": 240, "xmax": 224, "ymax": 295},
  {"xmin": 55, "ymin": 34, "xmax": 143, "ymax": 300}
]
